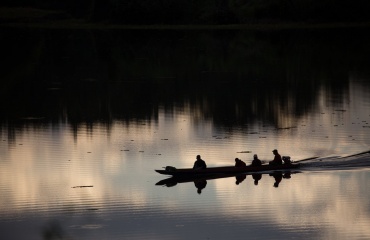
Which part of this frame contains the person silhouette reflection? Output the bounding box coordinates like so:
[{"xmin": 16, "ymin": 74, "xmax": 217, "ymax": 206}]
[
  {"xmin": 252, "ymin": 173, "xmax": 262, "ymax": 185},
  {"xmin": 283, "ymin": 173, "xmax": 291, "ymax": 179},
  {"xmin": 235, "ymin": 174, "xmax": 246, "ymax": 185},
  {"xmin": 271, "ymin": 172, "xmax": 283, "ymax": 187},
  {"xmin": 194, "ymin": 179, "xmax": 207, "ymax": 194}
]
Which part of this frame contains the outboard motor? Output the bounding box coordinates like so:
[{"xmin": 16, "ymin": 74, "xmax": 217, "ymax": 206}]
[{"xmin": 282, "ymin": 156, "xmax": 291, "ymax": 164}]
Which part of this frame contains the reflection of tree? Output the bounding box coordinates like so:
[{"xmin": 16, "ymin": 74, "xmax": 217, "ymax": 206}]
[
  {"xmin": 5, "ymin": 0, "xmax": 370, "ymax": 24},
  {"xmin": 1, "ymin": 29, "xmax": 370, "ymax": 135}
]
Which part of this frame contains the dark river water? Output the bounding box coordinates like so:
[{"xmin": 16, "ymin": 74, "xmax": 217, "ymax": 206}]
[{"xmin": 1, "ymin": 26, "xmax": 370, "ymax": 240}]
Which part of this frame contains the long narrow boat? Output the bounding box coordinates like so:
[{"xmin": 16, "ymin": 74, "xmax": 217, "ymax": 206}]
[{"xmin": 155, "ymin": 163, "xmax": 300, "ymax": 177}]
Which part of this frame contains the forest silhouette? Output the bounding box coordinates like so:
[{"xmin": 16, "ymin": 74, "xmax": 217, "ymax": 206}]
[
  {"xmin": 1, "ymin": 28, "xmax": 369, "ymax": 126},
  {"xmin": 1, "ymin": 0, "xmax": 370, "ymax": 25},
  {"xmin": 1, "ymin": 1, "xmax": 370, "ymax": 129}
]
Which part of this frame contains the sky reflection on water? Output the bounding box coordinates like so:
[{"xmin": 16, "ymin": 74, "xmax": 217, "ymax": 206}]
[
  {"xmin": 1, "ymin": 78, "xmax": 370, "ymax": 239},
  {"xmin": 1, "ymin": 28, "xmax": 370, "ymax": 239}
]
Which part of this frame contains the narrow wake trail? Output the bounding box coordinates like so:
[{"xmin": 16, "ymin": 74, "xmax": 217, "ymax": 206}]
[{"xmin": 296, "ymin": 151, "xmax": 370, "ymax": 171}]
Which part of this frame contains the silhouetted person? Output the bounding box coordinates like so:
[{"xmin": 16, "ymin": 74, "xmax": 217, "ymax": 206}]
[
  {"xmin": 235, "ymin": 158, "xmax": 246, "ymax": 167},
  {"xmin": 193, "ymin": 155, "xmax": 207, "ymax": 170},
  {"xmin": 194, "ymin": 179, "xmax": 207, "ymax": 194},
  {"xmin": 251, "ymin": 154, "xmax": 262, "ymax": 166},
  {"xmin": 235, "ymin": 174, "xmax": 246, "ymax": 185},
  {"xmin": 269, "ymin": 149, "xmax": 282, "ymax": 165},
  {"xmin": 252, "ymin": 173, "xmax": 262, "ymax": 185}
]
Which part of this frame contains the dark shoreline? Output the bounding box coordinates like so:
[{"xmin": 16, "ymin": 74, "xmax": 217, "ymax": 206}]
[{"xmin": 2, "ymin": 21, "xmax": 370, "ymax": 30}]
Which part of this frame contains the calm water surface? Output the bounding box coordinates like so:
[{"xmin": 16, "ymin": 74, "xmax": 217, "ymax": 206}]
[{"xmin": 1, "ymin": 27, "xmax": 370, "ymax": 239}]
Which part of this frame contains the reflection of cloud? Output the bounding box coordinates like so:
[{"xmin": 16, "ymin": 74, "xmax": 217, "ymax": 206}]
[
  {"xmin": 1, "ymin": 103, "xmax": 370, "ymax": 215},
  {"xmin": 1, "ymin": 81, "xmax": 370, "ymax": 239},
  {"xmin": 0, "ymin": 124, "xmax": 153, "ymax": 216},
  {"xmin": 210, "ymin": 171, "xmax": 370, "ymax": 239}
]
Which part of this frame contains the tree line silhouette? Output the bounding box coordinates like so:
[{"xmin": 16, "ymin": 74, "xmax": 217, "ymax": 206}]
[
  {"xmin": 2, "ymin": 0, "xmax": 370, "ymax": 24},
  {"xmin": 1, "ymin": 28, "xmax": 369, "ymax": 126}
]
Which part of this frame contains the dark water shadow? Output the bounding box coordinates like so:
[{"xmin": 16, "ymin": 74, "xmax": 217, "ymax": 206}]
[{"xmin": 2, "ymin": 27, "xmax": 370, "ymax": 141}]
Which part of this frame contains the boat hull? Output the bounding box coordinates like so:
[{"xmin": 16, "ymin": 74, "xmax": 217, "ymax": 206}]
[{"xmin": 155, "ymin": 163, "xmax": 300, "ymax": 176}]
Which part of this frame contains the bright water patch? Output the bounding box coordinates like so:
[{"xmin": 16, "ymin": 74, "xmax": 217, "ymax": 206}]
[
  {"xmin": 1, "ymin": 28, "xmax": 370, "ymax": 239},
  {"xmin": 1, "ymin": 111, "xmax": 370, "ymax": 239}
]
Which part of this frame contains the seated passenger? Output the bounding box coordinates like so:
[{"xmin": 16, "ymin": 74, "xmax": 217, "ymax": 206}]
[
  {"xmin": 235, "ymin": 158, "xmax": 246, "ymax": 167},
  {"xmin": 193, "ymin": 155, "xmax": 207, "ymax": 170},
  {"xmin": 269, "ymin": 149, "xmax": 282, "ymax": 165},
  {"xmin": 251, "ymin": 154, "xmax": 262, "ymax": 166}
]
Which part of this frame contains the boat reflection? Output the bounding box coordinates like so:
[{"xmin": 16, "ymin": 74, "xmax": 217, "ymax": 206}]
[
  {"xmin": 156, "ymin": 170, "xmax": 300, "ymax": 194},
  {"xmin": 270, "ymin": 172, "xmax": 293, "ymax": 188},
  {"xmin": 252, "ymin": 173, "xmax": 262, "ymax": 185},
  {"xmin": 235, "ymin": 174, "xmax": 246, "ymax": 185},
  {"xmin": 194, "ymin": 179, "xmax": 207, "ymax": 194}
]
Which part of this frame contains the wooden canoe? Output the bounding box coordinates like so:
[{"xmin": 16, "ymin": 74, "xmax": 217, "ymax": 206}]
[{"xmin": 155, "ymin": 163, "xmax": 300, "ymax": 177}]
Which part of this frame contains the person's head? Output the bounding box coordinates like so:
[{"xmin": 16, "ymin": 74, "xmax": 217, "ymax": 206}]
[
  {"xmin": 235, "ymin": 158, "xmax": 239, "ymax": 162},
  {"xmin": 253, "ymin": 154, "xmax": 258, "ymax": 160},
  {"xmin": 196, "ymin": 155, "xmax": 201, "ymax": 160},
  {"xmin": 272, "ymin": 149, "xmax": 278, "ymax": 155}
]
